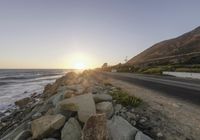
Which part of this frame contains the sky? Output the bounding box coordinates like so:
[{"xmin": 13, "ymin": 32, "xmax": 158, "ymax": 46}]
[{"xmin": 0, "ymin": 0, "xmax": 200, "ymax": 69}]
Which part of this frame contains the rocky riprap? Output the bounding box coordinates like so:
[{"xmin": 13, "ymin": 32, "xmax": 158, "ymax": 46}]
[{"xmin": 0, "ymin": 71, "xmax": 158, "ymax": 140}]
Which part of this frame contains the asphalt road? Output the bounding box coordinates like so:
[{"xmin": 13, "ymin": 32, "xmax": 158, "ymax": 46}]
[{"xmin": 102, "ymin": 72, "xmax": 200, "ymax": 105}]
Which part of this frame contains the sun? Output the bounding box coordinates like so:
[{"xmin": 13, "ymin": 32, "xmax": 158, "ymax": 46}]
[
  {"xmin": 65, "ymin": 52, "xmax": 96, "ymax": 69},
  {"xmin": 74, "ymin": 62, "xmax": 87, "ymax": 69}
]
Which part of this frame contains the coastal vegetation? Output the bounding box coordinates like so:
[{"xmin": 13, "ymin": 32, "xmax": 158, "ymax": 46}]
[
  {"xmin": 101, "ymin": 64, "xmax": 200, "ymax": 75},
  {"xmin": 109, "ymin": 88, "xmax": 142, "ymax": 107}
]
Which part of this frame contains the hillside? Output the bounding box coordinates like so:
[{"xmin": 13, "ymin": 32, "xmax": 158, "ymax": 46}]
[{"xmin": 127, "ymin": 26, "xmax": 200, "ymax": 66}]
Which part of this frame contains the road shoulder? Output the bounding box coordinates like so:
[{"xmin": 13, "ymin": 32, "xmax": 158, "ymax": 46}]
[{"xmin": 101, "ymin": 75, "xmax": 200, "ymax": 140}]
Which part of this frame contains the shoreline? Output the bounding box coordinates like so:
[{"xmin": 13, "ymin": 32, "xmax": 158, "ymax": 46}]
[{"xmin": 0, "ymin": 70, "xmax": 178, "ymax": 140}]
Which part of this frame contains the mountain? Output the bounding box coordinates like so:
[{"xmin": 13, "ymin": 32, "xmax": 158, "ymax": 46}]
[{"xmin": 127, "ymin": 26, "xmax": 200, "ymax": 66}]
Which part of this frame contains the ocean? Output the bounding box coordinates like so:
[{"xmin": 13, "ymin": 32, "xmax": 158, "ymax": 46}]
[{"xmin": 0, "ymin": 69, "xmax": 72, "ymax": 113}]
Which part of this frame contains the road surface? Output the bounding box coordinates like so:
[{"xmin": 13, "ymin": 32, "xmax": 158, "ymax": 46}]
[{"xmin": 102, "ymin": 72, "xmax": 200, "ymax": 105}]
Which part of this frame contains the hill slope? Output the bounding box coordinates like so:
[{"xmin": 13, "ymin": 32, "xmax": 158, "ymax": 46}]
[{"xmin": 127, "ymin": 26, "xmax": 200, "ymax": 66}]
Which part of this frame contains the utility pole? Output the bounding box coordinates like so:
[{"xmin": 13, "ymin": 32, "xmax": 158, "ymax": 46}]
[{"xmin": 124, "ymin": 56, "xmax": 128, "ymax": 63}]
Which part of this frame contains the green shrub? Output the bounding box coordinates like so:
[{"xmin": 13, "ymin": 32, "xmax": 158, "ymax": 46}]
[
  {"xmin": 175, "ymin": 68, "xmax": 200, "ymax": 73},
  {"xmin": 109, "ymin": 89, "xmax": 142, "ymax": 107}
]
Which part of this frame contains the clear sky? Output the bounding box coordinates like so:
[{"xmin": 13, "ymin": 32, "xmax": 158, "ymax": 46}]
[{"xmin": 0, "ymin": 0, "xmax": 200, "ymax": 69}]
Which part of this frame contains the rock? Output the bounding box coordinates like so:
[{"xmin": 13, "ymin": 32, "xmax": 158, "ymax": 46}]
[
  {"xmin": 135, "ymin": 131, "xmax": 152, "ymax": 140},
  {"xmin": 54, "ymin": 104, "xmax": 73, "ymax": 120},
  {"xmin": 130, "ymin": 108, "xmax": 135, "ymax": 113},
  {"xmin": 130, "ymin": 120, "xmax": 137, "ymax": 126},
  {"xmin": 156, "ymin": 132, "xmax": 163, "ymax": 138},
  {"xmin": 120, "ymin": 107, "xmax": 127, "ymax": 113},
  {"xmin": 31, "ymin": 92, "xmax": 38, "ymax": 98},
  {"xmin": 93, "ymin": 94, "xmax": 112, "ymax": 103},
  {"xmin": 61, "ymin": 118, "xmax": 82, "ymax": 140},
  {"xmin": 114, "ymin": 104, "xmax": 122, "ymax": 114},
  {"xmin": 32, "ymin": 112, "xmax": 42, "ymax": 120},
  {"xmin": 43, "ymin": 72, "xmax": 77, "ymax": 97},
  {"xmin": 57, "ymin": 86, "xmax": 79, "ymax": 99},
  {"xmin": 139, "ymin": 117, "xmax": 147, "ymax": 124},
  {"xmin": 15, "ymin": 97, "xmax": 31, "ymax": 108},
  {"xmin": 45, "ymin": 108, "xmax": 55, "ymax": 115},
  {"xmin": 119, "ymin": 112, "xmax": 127, "ymax": 120},
  {"xmin": 107, "ymin": 116, "xmax": 138, "ymax": 140},
  {"xmin": 43, "ymin": 138, "xmax": 58, "ymax": 140},
  {"xmin": 66, "ymin": 84, "xmax": 86, "ymax": 94},
  {"xmin": 83, "ymin": 114, "xmax": 109, "ymax": 140},
  {"xmin": 1, "ymin": 122, "xmax": 31, "ymax": 140},
  {"xmin": 126, "ymin": 112, "xmax": 136, "ymax": 121},
  {"xmin": 51, "ymin": 92, "xmax": 65, "ymax": 106},
  {"xmin": 31, "ymin": 114, "xmax": 66, "ymax": 139},
  {"xmin": 14, "ymin": 130, "xmax": 32, "ymax": 140},
  {"xmin": 63, "ymin": 91, "xmax": 76, "ymax": 99},
  {"xmin": 96, "ymin": 102, "xmax": 114, "ymax": 118},
  {"xmin": 39, "ymin": 102, "xmax": 54, "ymax": 114},
  {"xmin": 58, "ymin": 93, "xmax": 96, "ymax": 123},
  {"xmin": 24, "ymin": 102, "xmax": 53, "ymax": 121},
  {"xmin": 47, "ymin": 89, "xmax": 70, "ymax": 107}
]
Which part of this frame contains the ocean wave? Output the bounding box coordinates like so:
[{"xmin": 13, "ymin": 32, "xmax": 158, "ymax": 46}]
[
  {"xmin": 0, "ymin": 73, "xmax": 62, "ymax": 81},
  {"xmin": 0, "ymin": 82, "xmax": 10, "ymax": 86}
]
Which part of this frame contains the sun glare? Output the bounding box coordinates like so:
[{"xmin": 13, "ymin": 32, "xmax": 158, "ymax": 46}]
[
  {"xmin": 74, "ymin": 62, "xmax": 86, "ymax": 69},
  {"xmin": 66, "ymin": 52, "xmax": 96, "ymax": 69}
]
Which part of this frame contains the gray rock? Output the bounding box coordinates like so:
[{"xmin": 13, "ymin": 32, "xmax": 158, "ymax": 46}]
[
  {"xmin": 126, "ymin": 112, "xmax": 136, "ymax": 121},
  {"xmin": 38, "ymin": 102, "xmax": 54, "ymax": 114},
  {"xmin": 14, "ymin": 130, "xmax": 32, "ymax": 140},
  {"xmin": 83, "ymin": 114, "xmax": 109, "ymax": 140},
  {"xmin": 120, "ymin": 107, "xmax": 127, "ymax": 113},
  {"xmin": 139, "ymin": 117, "xmax": 147, "ymax": 124},
  {"xmin": 114, "ymin": 104, "xmax": 122, "ymax": 113},
  {"xmin": 61, "ymin": 118, "xmax": 82, "ymax": 140},
  {"xmin": 31, "ymin": 114, "xmax": 66, "ymax": 139},
  {"xmin": 53, "ymin": 103, "xmax": 73, "ymax": 119},
  {"xmin": 24, "ymin": 102, "xmax": 53, "ymax": 121},
  {"xmin": 1, "ymin": 121, "xmax": 31, "ymax": 140},
  {"xmin": 107, "ymin": 116, "xmax": 138, "ymax": 140},
  {"xmin": 32, "ymin": 112, "xmax": 42, "ymax": 120},
  {"xmin": 130, "ymin": 120, "xmax": 137, "ymax": 126},
  {"xmin": 130, "ymin": 108, "xmax": 135, "ymax": 113},
  {"xmin": 93, "ymin": 94, "xmax": 112, "ymax": 103},
  {"xmin": 43, "ymin": 138, "xmax": 58, "ymax": 140},
  {"xmin": 58, "ymin": 93, "xmax": 96, "ymax": 123},
  {"xmin": 66, "ymin": 84, "xmax": 86, "ymax": 94},
  {"xmin": 135, "ymin": 131, "xmax": 152, "ymax": 140},
  {"xmin": 96, "ymin": 102, "xmax": 114, "ymax": 118},
  {"xmin": 47, "ymin": 91, "xmax": 65, "ymax": 107},
  {"xmin": 119, "ymin": 112, "xmax": 127, "ymax": 120},
  {"xmin": 156, "ymin": 132, "xmax": 163, "ymax": 138}
]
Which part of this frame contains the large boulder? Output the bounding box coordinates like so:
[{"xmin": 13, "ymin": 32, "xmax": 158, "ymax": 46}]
[
  {"xmin": 31, "ymin": 114, "xmax": 66, "ymax": 139},
  {"xmin": 66, "ymin": 84, "xmax": 86, "ymax": 95},
  {"xmin": 135, "ymin": 131, "xmax": 152, "ymax": 140},
  {"xmin": 93, "ymin": 94, "xmax": 112, "ymax": 103},
  {"xmin": 96, "ymin": 102, "xmax": 114, "ymax": 118},
  {"xmin": 15, "ymin": 97, "xmax": 31, "ymax": 108},
  {"xmin": 107, "ymin": 116, "xmax": 138, "ymax": 140},
  {"xmin": 47, "ymin": 86, "xmax": 77, "ymax": 106},
  {"xmin": 61, "ymin": 118, "xmax": 82, "ymax": 140},
  {"xmin": 43, "ymin": 72, "xmax": 77, "ymax": 97},
  {"xmin": 83, "ymin": 114, "xmax": 109, "ymax": 140},
  {"xmin": 58, "ymin": 93, "xmax": 96, "ymax": 123}
]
